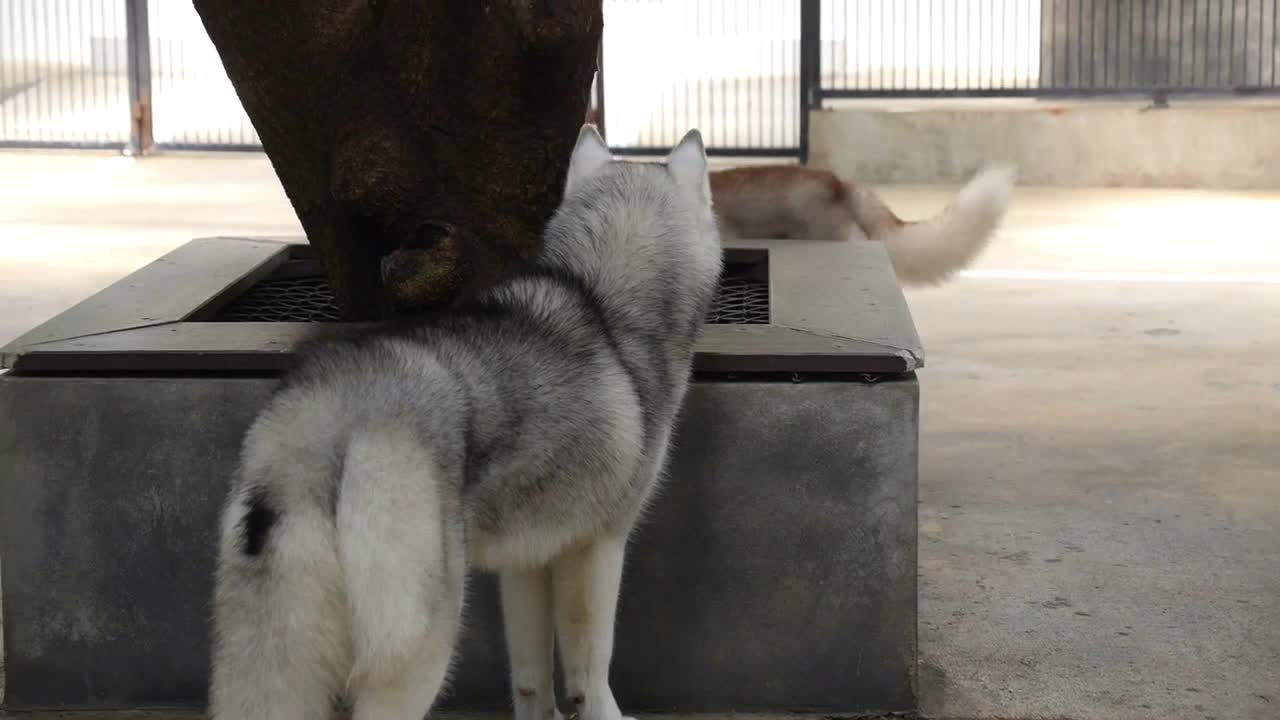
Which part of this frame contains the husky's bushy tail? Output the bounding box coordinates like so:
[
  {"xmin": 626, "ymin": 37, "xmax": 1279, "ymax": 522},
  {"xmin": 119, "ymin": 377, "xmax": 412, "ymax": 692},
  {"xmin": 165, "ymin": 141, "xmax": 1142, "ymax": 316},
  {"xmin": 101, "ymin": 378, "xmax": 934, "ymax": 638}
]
[
  {"xmin": 847, "ymin": 164, "xmax": 1017, "ymax": 286},
  {"xmin": 210, "ymin": 426, "xmax": 466, "ymax": 720}
]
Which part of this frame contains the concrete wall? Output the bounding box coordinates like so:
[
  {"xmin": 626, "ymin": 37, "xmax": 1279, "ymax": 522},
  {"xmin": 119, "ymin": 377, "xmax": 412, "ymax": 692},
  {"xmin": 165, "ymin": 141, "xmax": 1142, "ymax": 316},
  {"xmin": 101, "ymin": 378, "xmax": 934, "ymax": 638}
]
[
  {"xmin": 0, "ymin": 375, "xmax": 919, "ymax": 713},
  {"xmin": 810, "ymin": 100, "xmax": 1280, "ymax": 189}
]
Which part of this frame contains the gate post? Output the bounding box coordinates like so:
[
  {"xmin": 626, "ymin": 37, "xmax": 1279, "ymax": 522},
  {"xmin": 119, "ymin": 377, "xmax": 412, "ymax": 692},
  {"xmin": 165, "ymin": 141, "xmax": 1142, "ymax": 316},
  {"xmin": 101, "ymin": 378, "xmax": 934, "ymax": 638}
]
[
  {"xmin": 125, "ymin": 0, "xmax": 153, "ymax": 155},
  {"xmin": 798, "ymin": 0, "xmax": 821, "ymax": 163}
]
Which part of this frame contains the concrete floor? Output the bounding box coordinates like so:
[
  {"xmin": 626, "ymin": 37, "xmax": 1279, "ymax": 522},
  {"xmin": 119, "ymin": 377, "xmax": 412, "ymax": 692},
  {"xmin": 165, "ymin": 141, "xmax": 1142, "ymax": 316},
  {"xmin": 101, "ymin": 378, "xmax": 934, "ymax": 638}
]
[{"xmin": 1, "ymin": 151, "xmax": 1278, "ymax": 720}]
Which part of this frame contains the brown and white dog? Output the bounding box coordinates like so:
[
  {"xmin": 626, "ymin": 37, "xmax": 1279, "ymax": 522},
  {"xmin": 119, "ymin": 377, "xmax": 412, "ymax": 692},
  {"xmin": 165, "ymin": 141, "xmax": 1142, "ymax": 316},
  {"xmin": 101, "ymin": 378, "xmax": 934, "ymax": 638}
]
[
  {"xmin": 708, "ymin": 163, "xmax": 1017, "ymax": 286},
  {"xmin": 582, "ymin": 112, "xmax": 1014, "ymax": 286}
]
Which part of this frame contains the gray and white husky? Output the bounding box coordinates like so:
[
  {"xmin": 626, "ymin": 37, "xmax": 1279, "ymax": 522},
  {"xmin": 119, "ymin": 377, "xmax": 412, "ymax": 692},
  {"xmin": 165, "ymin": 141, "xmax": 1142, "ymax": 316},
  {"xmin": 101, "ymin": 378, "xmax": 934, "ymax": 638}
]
[{"xmin": 209, "ymin": 126, "xmax": 722, "ymax": 720}]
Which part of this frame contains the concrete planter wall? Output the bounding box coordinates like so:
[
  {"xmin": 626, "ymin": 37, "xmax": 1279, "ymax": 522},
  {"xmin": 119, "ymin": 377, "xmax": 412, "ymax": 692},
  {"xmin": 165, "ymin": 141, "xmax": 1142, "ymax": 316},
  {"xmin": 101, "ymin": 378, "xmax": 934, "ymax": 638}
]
[{"xmin": 0, "ymin": 237, "xmax": 922, "ymax": 714}]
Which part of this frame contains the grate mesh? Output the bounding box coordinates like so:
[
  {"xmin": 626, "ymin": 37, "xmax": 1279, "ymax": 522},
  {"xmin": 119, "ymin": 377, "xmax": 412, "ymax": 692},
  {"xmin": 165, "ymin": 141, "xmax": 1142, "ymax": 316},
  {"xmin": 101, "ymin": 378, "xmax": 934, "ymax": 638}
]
[
  {"xmin": 706, "ymin": 276, "xmax": 769, "ymax": 324},
  {"xmin": 217, "ymin": 277, "xmax": 342, "ymax": 322},
  {"xmin": 215, "ymin": 274, "xmax": 768, "ymax": 325}
]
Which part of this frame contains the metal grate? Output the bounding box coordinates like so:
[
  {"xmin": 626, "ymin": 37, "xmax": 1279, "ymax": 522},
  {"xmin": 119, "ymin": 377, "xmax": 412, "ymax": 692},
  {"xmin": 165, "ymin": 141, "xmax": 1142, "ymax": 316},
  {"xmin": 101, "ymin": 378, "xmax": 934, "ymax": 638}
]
[
  {"xmin": 706, "ymin": 276, "xmax": 769, "ymax": 325},
  {"xmin": 216, "ymin": 277, "xmax": 342, "ymax": 322},
  {"xmin": 215, "ymin": 274, "xmax": 769, "ymax": 325}
]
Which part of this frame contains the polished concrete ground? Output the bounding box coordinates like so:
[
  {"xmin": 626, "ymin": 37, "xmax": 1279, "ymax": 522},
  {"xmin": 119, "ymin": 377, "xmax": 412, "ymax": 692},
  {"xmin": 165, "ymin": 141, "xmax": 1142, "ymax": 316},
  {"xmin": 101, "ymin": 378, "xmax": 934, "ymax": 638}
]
[{"xmin": 1, "ymin": 151, "xmax": 1277, "ymax": 720}]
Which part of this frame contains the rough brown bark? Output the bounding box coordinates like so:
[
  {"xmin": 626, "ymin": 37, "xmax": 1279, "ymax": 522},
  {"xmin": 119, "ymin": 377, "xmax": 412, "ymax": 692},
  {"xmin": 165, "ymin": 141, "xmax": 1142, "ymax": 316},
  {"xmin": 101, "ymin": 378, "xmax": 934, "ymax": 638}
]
[{"xmin": 192, "ymin": 1, "xmax": 602, "ymax": 319}]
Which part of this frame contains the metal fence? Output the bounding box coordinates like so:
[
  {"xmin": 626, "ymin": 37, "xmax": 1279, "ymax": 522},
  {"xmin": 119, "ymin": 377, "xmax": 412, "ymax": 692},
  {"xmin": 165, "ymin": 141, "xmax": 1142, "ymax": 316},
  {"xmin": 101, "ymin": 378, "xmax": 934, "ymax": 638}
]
[
  {"xmin": 2, "ymin": 0, "xmax": 1278, "ymax": 157},
  {"xmin": 0, "ymin": 0, "xmax": 131, "ymax": 147},
  {"xmin": 602, "ymin": 0, "xmax": 802, "ymax": 156},
  {"xmin": 147, "ymin": 0, "xmax": 259, "ymax": 149},
  {"xmin": 819, "ymin": 0, "xmax": 1280, "ymax": 99}
]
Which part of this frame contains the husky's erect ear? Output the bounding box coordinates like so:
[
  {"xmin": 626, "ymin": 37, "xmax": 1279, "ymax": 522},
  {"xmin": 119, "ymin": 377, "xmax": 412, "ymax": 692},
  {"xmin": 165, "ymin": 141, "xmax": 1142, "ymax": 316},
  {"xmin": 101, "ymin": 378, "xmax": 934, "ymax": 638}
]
[
  {"xmin": 564, "ymin": 125, "xmax": 613, "ymax": 196},
  {"xmin": 665, "ymin": 129, "xmax": 710, "ymax": 203}
]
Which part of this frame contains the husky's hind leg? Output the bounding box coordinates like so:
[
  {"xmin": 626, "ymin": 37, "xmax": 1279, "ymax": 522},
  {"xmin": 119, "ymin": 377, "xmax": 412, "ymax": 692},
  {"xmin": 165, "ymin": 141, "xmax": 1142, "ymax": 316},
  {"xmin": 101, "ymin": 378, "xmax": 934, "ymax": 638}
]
[
  {"xmin": 340, "ymin": 429, "xmax": 467, "ymax": 720},
  {"xmin": 501, "ymin": 566, "xmax": 563, "ymax": 720},
  {"xmin": 552, "ymin": 535, "xmax": 633, "ymax": 720},
  {"xmin": 209, "ymin": 496, "xmax": 351, "ymax": 720}
]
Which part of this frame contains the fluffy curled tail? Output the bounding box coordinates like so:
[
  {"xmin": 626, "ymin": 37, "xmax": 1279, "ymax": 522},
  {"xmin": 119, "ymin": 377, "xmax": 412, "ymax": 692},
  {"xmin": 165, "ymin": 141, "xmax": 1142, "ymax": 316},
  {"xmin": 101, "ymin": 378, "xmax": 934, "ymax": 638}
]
[
  {"xmin": 849, "ymin": 164, "xmax": 1017, "ymax": 286},
  {"xmin": 209, "ymin": 427, "xmax": 465, "ymax": 720},
  {"xmin": 337, "ymin": 429, "xmax": 466, "ymax": 715}
]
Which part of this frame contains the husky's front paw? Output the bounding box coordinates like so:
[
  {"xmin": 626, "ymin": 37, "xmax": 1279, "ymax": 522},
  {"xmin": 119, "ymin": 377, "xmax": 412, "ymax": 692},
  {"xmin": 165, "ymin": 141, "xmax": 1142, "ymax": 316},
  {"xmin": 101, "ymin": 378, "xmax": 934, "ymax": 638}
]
[
  {"xmin": 567, "ymin": 713, "xmax": 634, "ymax": 720},
  {"xmin": 564, "ymin": 690, "xmax": 633, "ymax": 720},
  {"xmin": 513, "ymin": 690, "xmax": 563, "ymax": 720}
]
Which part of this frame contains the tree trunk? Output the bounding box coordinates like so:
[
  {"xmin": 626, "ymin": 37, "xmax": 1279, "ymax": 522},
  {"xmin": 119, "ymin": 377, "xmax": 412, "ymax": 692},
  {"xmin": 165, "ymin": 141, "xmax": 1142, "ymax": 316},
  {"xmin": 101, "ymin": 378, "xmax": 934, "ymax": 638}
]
[{"xmin": 192, "ymin": 1, "xmax": 603, "ymax": 319}]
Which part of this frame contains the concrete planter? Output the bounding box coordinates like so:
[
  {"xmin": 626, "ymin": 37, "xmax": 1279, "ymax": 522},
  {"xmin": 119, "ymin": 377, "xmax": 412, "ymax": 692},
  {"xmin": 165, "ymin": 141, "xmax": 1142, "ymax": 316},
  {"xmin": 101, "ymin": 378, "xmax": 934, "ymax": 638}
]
[{"xmin": 1, "ymin": 237, "xmax": 922, "ymax": 714}]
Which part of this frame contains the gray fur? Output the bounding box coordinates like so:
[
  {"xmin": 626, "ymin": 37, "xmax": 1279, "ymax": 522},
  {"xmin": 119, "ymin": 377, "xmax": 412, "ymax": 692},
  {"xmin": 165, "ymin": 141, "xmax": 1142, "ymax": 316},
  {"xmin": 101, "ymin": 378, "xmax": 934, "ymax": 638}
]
[{"xmin": 209, "ymin": 126, "xmax": 722, "ymax": 720}]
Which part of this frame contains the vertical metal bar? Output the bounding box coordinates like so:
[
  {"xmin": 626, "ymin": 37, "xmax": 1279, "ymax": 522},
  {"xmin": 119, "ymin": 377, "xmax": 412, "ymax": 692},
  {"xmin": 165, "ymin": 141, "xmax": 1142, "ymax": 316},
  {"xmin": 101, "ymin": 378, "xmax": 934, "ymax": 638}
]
[
  {"xmin": 1089, "ymin": 0, "xmax": 1098, "ymax": 88},
  {"xmin": 18, "ymin": 0, "xmax": 27, "ymax": 141},
  {"xmin": 893, "ymin": 0, "xmax": 899, "ymax": 90},
  {"xmin": 753, "ymin": 0, "xmax": 760, "ymax": 147},
  {"xmin": 107, "ymin": 0, "xmax": 117, "ymax": 142},
  {"xmin": 1102, "ymin": 0, "xmax": 1112, "ymax": 87},
  {"xmin": 35, "ymin": 0, "xmax": 45, "ymax": 140},
  {"xmin": 1245, "ymin": 0, "xmax": 1253, "ymax": 86},
  {"xmin": 1257, "ymin": 0, "xmax": 1264, "ymax": 86},
  {"xmin": 979, "ymin": 0, "xmax": 986, "ymax": 88},
  {"xmin": 843, "ymin": 0, "xmax": 851, "ymax": 91},
  {"xmin": 1000, "ymin": 0, "xmax": 1008, "ymax": 88},
  {"xmin": 1064, "ymin": 0, "xmax": 1074, "ymax": 87},
  {"xmin": 1176, "ymin": 0, "xmax": 1184, "ymax": 86},
  {"xmin": 1131, "ymin": 0, "xmax": 1141, "ymax": 86},
  {"xmin": 1151, "ymin": 0, "xmax": 1159, "ymax": 88},
  {"xmin": 799, "ymin": 0, "xmax": 819, "ymax": 162},
  {"xmin": 1080, "ymin": 0, "xmax": 1090, "ymax": 87},
  {"xmin": 170, "ymin": 8, "xmax": 182, "ymax": 144},
  {"xmin": 125, "ymin": 0, "xmax": 152, "ymax": 154},
  {"xmin": 1153, "ymin": 0, "xmax": 1161, "ymax": 91},
  {"xmin": 50, "ymin": 0, "xmax": 62, "ymax": 142},
  {"xmin": 987, "ymin": 0, "xmax": 994, "ymax": 88},
  {"xmin": 1, "ymin": 1, "xmax": 12, "ymax": 139},
  {"xmin": 914, "ymin": 0, "xmax": 920, "ymax": 89},
  {"xmin": 899, "ymin": 0, "xmax": 906, "ymax": 89},
  {"xmin": 689, "ymin": 1, "xmax": 698, "ymax": 145},
  {"xmin": 928, "ymin": 0, "xmax": 934, "ymax": 90},
  {"xmin": 52, "ymin": 0, "xmax": 64, "ymax": 142},
  {"xmin": 1138, "ymin": 0, "xmax": 1147, "ymax": 88},
  {"xmin": 1146, "ymin": 0, "xmax": 1157, "ymax": 90},
  {"xmin": 826, "ymin": 0, "xmax": 833, "ymax": 94},
  {"xmin": 730, "ymin": 3, "xmax": 738, "ymax": 147},
  {"xmin": 695, "ymin": 2, "xmax": 703, "ymax": 149},
  {"xmin": 1195, "ymin": 0, "xmax": 1203, "ymax": 85},
  {"xmin": 1217, "ymin": 0, "xmax": 1226, "ymax": 85},
  {"xmin": 1015, "ymin": 0, "xmax": 1022, "ymax": 89},
  {"xmin": 1230, "ymin": 0, "xmax": 1238, "ymax": 86},
  {"xmin": 909, "ymin": 0, "xmax": 915, "ymax": 89},
  {"xmin": 879, "ymin": 0, "xmax": 886, "ymax": 89},
  {"xmin": 38, "ymin": 0, "xmax": 52, "ymax": 141},
  {"xmin": 774, "ymin": 1, "xmax": 782, "ymax": 147},
  {"xmin": 715, "ymin": 0, "xmax": 724, "ymax": 146},
  {"xmin": 593, "ymin": 33, "xmax": 606, "ymax": 143},
  {"xmin": 1034, "ymin": 0, "xmax": 1041, "ymax": 90},
  {"xmin": 91, "ymin": 0, "xmax": 104, "ymax": 143},
  {"xmin": 1050, "ymin": 0, "xmax": 1060, "ymax": 89},
  {"xmin": 836, "ymin": 0, "xmax": 844, "ymax": 91},
  {"xmin": 1273, "ymin": 0, "xmax": 1278, "ymax": 85},
  {"xmin": 769, "ymin": 1, "xmax": 776, "ymax": 147},
  {"xmin": 69, "ymin": 0, "xmax": 82, "ymax": 142}
]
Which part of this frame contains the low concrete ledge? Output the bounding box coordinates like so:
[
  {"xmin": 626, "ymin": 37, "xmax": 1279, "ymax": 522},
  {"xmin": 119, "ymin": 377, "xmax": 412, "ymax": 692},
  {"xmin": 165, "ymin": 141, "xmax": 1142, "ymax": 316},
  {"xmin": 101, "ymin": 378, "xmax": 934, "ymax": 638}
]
[
  {"xmin": 1, "ymin": 237, "xmax": 922, "ymax": 714},
  {"xmin": 811, "ymin": 99, "xmax": 1280, "ymax": 189}
]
